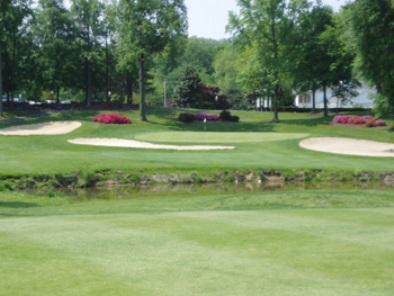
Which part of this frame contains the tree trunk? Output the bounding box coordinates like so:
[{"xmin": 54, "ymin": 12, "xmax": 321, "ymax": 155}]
[
  {"xmin": 312, "ymin": 82, "xmax": 316, "ymax": 113},
  {"xmin": 56, "ymin": 85, "xmax": 60, "ymax": 105},
  {"xmin": 323, "ymin": 84, "xmax": 328, "ymax": 117},
  {"xmin": 139, "ymin": 54, "xmax": 147, "ymax": 121},
  {"xmin": 0, "ymin": 44, "xmax": 3, "ymax": 116},
  {"xmin": 126, "ymin": 72, "xmax": 133, "ymax": 106},
  {"xmin": 106, "ymin": 29, "xmax": 110, "ymax": 103},
  {"xmin": 86, "ymin": 23, "xmax": 92, "ymax": 108},
  {"xmin": 273, "ymin": 83, "xmax": 280, "ymax": 122}
]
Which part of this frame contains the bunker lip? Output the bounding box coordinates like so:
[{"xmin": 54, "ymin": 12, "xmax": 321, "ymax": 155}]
[
  {"xmin": 299, "ymin": 137, "xmax": 394, "ymax": 157},
  {"xmin": 0, "ymin": 121, "xmax": 82, "ymax": 136},
  {"xmin": 68, "ymin": 137, "xmax": 235, "ymax": 151}
]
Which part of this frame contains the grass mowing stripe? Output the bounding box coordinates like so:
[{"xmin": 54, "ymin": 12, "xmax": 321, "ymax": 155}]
[
  {"xmin": 2, "ymin": 210, "xmax": 394, "ymax": 295},
  {"xmin": 0, "ymin": 232, "xmax": 144, "ymax": 296},
  {"xmin": 135, "ymin": 132, "xmax": 310, "ymax": 143}
]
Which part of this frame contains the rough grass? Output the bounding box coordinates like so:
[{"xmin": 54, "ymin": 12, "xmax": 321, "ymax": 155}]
[{"xmin": 1, "ymin": 189, "xmax": 394, "ymax": 296}]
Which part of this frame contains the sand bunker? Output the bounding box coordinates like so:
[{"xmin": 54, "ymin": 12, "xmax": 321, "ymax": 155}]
[
  {"xmin": 300, "ymin": 137, "xmax": 394, "ymax": 157},
  {"xmin": 68, "ymin": 137, "xmax": 235, "ymax": 151},
  {"xmin": 0, "ymin": 121, "xmax": 81, "ymax": 136}
]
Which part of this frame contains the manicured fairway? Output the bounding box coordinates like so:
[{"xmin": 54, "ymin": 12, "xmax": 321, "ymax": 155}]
[
  {"xmin": 1, "ymin": 190, "xmax": 394, "ymax": 296},
  {"xmin": 0, "ymin": 109, "xmax": 393, "ymax": 175},
  {"xmin": 135, "ymin": 131, "xmax": 310, "ymax": 143}
]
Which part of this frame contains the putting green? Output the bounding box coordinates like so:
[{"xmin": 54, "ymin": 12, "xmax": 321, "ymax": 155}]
[{"xmin": 135, "ymin": 132, "xmax": 309, "ymax": 143}]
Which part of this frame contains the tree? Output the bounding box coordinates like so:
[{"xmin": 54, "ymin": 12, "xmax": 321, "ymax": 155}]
[
  {"xmin": 213, "ymin": 45, "xmax": 244, "ymax": 108},
  {"xmin": 117, "ymin": 0, "xmax": 188, "ymax": 121},
  {"xmin": 71, "ymin": 0, "xmax": 105, "ymax": 107},
  {"xmin": 0, "ymin": 0, "xmax": 6, "ymax": 115},
  {"xmin": 175, "ymin": 65, "xmax": 203, "ymax": 108},
  {"xmin": 33, "ymin": 0, "xmax": 77, "ymax": 103},
  {"xmin": 318, "ymin": 14, "xmax": 355, "ymax": 116},
  {"xmin": 228, "ymin": 0, "xmax": 309, "ymax": 121},
  {"xmin": 0, "ymin": 0, "xmax": 31, "ymax": 112},
  {"xmin": 348, "ymin": 0, "xmax": 394, "ymax": 118},
  {"xmin": 291, "ymin": 2, "xmax": 334, "ymax": 113}
]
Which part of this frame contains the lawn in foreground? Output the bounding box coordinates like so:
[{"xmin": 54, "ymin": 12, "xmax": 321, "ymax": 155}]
[{"xmin": 1, "ymin": 189, "xmax": 394, "ymax": 296}]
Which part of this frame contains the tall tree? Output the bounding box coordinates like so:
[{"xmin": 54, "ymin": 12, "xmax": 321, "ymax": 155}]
[
  {"xmin": 0, "ymin": 1, "xmax": 6, "ymax": 115},
  {"xmin": 228, "ymin": 0, "xmax": 309, "ymax": 121},
  {"xmin": 33, "ymin": 0, "xmax": 76, "ymax": 103},
  {"xmin": 291, "ymin": 2, "xmax": 334, "ymax": 113},
  {"xmin": 117, "ymin": 0, "xmax": 188, "ymax": 121},
  {"xmin": 0, "ymin": 0, "xmax": 31, "ymax": 111},
  {"xmin": 175, "ymin": 65, "xmax": 203, "ymax": 108},
  {"xmin": 318, "ymin": 13, "xmax": 355, "ymax": 116},
  {"xmin": 348, "ymin": 0, "xmax": 394, "ymax": 118},
  {"xmin": 71, "ymin": 0, "xmax": 105, "ymax": 107}
]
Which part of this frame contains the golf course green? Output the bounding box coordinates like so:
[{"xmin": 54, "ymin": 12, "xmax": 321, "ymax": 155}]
[{"xmin": 1, "ymin": 108, "xmax": 393, "ymax": 295}]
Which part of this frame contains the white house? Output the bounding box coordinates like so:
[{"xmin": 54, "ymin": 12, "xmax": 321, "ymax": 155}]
[{"xmin": 294, "ymin": 82, "xmax": 376, "ymax": 109}]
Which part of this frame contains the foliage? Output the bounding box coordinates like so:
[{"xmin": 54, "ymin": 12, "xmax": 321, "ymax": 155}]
[
  {"xmin": 228, "ymin": 0, "xmax": 310, "ymax": 121},
  {"xmin": 347, "ymin": 0, "xmax": 394, "ymax": 117},
  {"xmin": 220, "ymin": 110, "xmax": 239, "ymax": 122},
  {"xmin": 178, "ymin": 113, "xmax": 195, "ymax": 123},
  {"xmin": 117, "ymin": 0, "xmax": 188, "ymax": 121},
  {"xmin": 93, "ymin": 113, "xmax": 132, "ymax": 124},
  {"xmin": 71, "ymin": 0, "xmax": 106, "ymax": 107},
  {"xmin": 175, "ymin": 65, "xmax": 230, "ymax": 109},
  {"xmin": 332, "ymin": 115, "xmax": 386, "ymax": 127},
  {"xmin": 33, "ymin": 0, "xmax": 79, "ymax": 103},
  {"xmin": 193, "ymin": 112, "xmax": 220, "ymax": 121},
  {"xmin": 178, "ymin": 112, "xmax": 220, "ymax": 123},
  {"xmin": 175, "ymin": 65, "xmax": 203, "ymax": 107}
]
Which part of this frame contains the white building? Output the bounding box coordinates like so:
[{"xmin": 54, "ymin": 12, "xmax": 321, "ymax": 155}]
[{"xmin": 295, "ymin": 82, "xmax": 376, "ymax": 109}]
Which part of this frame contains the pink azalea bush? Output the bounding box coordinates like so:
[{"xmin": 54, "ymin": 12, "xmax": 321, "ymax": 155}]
[
  {"xmin": 332, "ymin": 115, "xmax": 386, "ymax": 127},
  {"xmin": 193, "ymin": 112, "xmax": 221, "ymax": 121},
  {"xmin": 93, "ymin": 113, "xmax": 132, "ymax": 124}
]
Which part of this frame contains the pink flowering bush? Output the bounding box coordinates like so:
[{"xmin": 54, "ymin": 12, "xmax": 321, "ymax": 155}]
[
  {"xmin": 193, "ymin": 112, "xmax": 221, "ymax": 121},
  {"xmin": 332, "ymin": 115, "xmax": 386, "ymax": 127},
  {"xmin": 93, "ymin": 113, "xmax": 132, "ymax": 124}
]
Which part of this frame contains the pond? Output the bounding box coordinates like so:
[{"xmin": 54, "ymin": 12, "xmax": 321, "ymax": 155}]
[{"xmin": 26, "ymin": 180, "xmax": 394, "ymax": 201}]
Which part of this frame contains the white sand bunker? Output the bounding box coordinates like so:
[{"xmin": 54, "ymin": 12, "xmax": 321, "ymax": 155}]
[
  {"xmin": 0, "ymin": 121, "xmax": 81, "ymax": 136},
  {"xmin": 300, "ymin": 137, "xmax": 394, "ymax": 157},
  {"xmin": 68, "ymin": 137, "xmax": 235, "ymax": 151}
]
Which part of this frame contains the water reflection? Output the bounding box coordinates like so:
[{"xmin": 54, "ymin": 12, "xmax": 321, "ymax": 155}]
[{"xmin": 40, "ymin": 180, "xmax": 394, "ymax": 201}]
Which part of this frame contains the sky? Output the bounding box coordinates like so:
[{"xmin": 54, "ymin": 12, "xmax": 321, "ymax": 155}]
[
  {"xmin": 186, "ymin": 0, "xmax": 348, "ymax": 39},
  {"xmin": 62, "ymin": 0, "xmax": 348, "ymax": 40}
]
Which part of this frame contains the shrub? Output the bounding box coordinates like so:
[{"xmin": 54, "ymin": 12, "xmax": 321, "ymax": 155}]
[
  {"xmin": 178, "ymin": 113, "xmax": 195, "ymax": 123},
  {"xmin": 374, "ymin": 119, "xmax": 387, "ymax": 127},
  {"xmin": 194, "ymin": 112, "xmax": 220, "ymax": 121},
  {"xmin": 220, "ymin": 110, "xmax": 231, "ymax": 121},
  {"xmin": 94, "ymin": 113, "xmax": 132, "ymax": 124},
  {"xmin": 220, "ymin": 110, "xmax": 240, "ymax": 122},
  {"xmin": 332, "ymin": 114, "xmax": 386, "ymax": 127},
  {"xmin": 228, "ymin": 115, "xmax": 240, "ymax": 122},
  {"xmin": 365, "ymin": 119, "xmax": 375, "ymax": 127}
]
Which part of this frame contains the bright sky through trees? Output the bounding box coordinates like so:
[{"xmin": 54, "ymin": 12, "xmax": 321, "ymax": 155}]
[{"xmin": 60, "ymin": 0, "xmax": 347, "ymax": 40}]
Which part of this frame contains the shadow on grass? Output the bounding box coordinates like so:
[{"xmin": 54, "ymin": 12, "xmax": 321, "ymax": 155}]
[
  {"xmin": 152, "ymin": 118, "xmax": 276, "ymax": 133},
  {"xmin": 51, "ymin": 110, "xmax": 101, "ymax": 121},
  {"xmin": 0, "ymin": 201, "xmax": 39, "ymax": 208},
  {"xmin": 279, "ymin": 116, "xmax": 333, "ymax": 127}
]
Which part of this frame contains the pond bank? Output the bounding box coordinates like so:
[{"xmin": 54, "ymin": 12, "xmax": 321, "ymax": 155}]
[{"xmin": 1, "ymin": 168, "xmax": 394, "ymax": 191}]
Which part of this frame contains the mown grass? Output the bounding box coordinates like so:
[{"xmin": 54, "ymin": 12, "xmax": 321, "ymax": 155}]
[
  {"xmin": 1, "ymin": 189, "xmax": 394, "ymax": 296},
  {"xmin": 0, "ymin": 108, "xmax": 393, "ymax": 176},
  {"xmin": 1, "ymin": 109, "xmax": 394, "ymax": 295}
]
